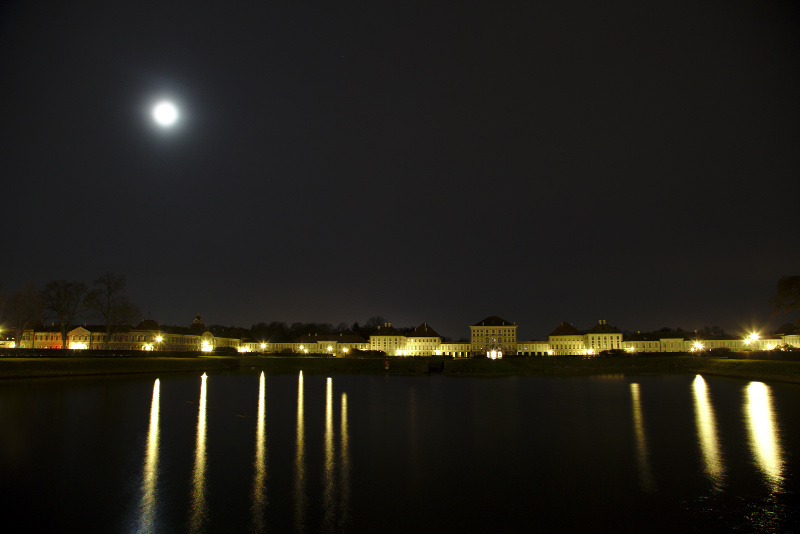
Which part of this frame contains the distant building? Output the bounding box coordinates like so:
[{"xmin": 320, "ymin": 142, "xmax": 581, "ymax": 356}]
[
  {"xmin": 28, "ymin": 324, "xmax": 64, "ymax": 349},
  {"xmin": 370, "ymin": 323, "xmax": 407, "ymax": 355},
  {"xmin": 289, "ymin": 333, "xmax": 369, "ymax": 355},
  {"xmin": 546, "ymin": 319, "xmax": 623, "ymax": 355},
  {"xmin": 515, "ymin": 341, "xmax": 549, "ymax": 356},
  {"xmin": 623, "ymin": 331, "xmax": 672, "ymax": 353},
  {"xmin": 11, "ymin": 314, "xmax": 800, "ymax": 356},
  {"xmin": 585, "ymin": 320, "xmax": 623, "ymax": 352},
  {"xmin": 774, "ymin": 324, "xmax": 800, "ymax": 349},
  {"xmin": 440, "ymin": 342, "xmax": 472, "ymax": 357},
  {"xmin": 63, "ymin": 315, "xmax": 241, "ymax": 352},
  {"xmin": 406, "ymin": 323, "xmax": 442, "ymax": 356},
  {"xmin": 548, "ymin": 322, "xmax": 584, "ymax": 355},
  {"xmin": 470, "ymin": 316, "xmax": 517, "ymax": 357}
]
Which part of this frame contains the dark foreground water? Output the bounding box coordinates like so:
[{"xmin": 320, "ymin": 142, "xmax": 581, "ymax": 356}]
[{"xmin": 1, "ymin": 370, "xmax": 798, "ymax": 533}]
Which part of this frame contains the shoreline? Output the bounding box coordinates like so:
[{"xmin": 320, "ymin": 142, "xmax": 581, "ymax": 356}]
[{"xmin": 1, "ymin": 355, "xmax": 799, "ymax": 384}]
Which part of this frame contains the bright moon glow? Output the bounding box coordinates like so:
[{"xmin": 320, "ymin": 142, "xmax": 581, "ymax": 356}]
[{"xmin": 152, "ymin": 101, "xmax": 179, "ymax": 127}]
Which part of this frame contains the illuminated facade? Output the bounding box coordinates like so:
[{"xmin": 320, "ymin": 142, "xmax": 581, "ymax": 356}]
[
  {"xmin": 24, "ymin": 325, "xmax": 63, "ymax": 349},
  {"xmin": 439, "ymin": 342, "xmax": 471, "ymax": 357},
  {"xmin": 585, "ymin": 320, "xmax": 623, "ymax": 352},
  {"xmin": 470, "ymin": 316, "xmax": 517, "ymax": 357},
  {"xmin": 547, "ymin": 322, "xmax": 585, "ymax": 355},
  {"xmin": 18, "ymin": 315, "xmax": 240, "ymax": 351},
  {"xmin": 369, "ymin": 323, "xmax": 407, "ymax": 355},
  {"xmin": 8, "ymin": 315, "xmax": 800, "ymax": 356},
  {"xmin": 515, "ymin": 341, "xmax": 550, "ymax": 356},
  {"xmin": 406, "ymin": 323, "xmax": 442, "ymax": 356},
  {"xmin": 277, "ymin": 333, "xmax": 369, "ymax": 355}
]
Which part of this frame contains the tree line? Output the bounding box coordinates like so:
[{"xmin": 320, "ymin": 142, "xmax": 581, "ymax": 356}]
[
  {"xmin": 0, "ymin": 272, "xmax": 140, "ymax": 349},
  {"xmin": 243, "ymin": 316, "xmax": 456, "ymax": 343}
]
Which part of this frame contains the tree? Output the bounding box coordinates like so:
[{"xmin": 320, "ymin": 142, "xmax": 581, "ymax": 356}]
[
  {"xmin": 335, "ymin": 322, "xmax": 351, "ymax": 334},
  {"xmin": 250, "ymin": 321, "xmax": 289, "ymax": 342},
  {"xmin": 7, "ymin": 282, "xmax": 45, "ymax": 347},
  {"xmin": 86, "ymin": 272, "xmax": 141, "ymax": 349},
  {"xmin": 698, "ymin": 326, "xmax": 726, "ymax": 337},
  {"xmin": 0, "ymin": 281, "xmax": 6, "ymax": 320},
  {"xmin": 364, "ymin": 316, "xmax": 386, "ymax": 332},
  {"xmin": 43, "ymin": 280, "xmax": 87, "ymax": 348},
  {"xmin": 772, "ymin": 275, "xmax": 800, "ymax": 326}
]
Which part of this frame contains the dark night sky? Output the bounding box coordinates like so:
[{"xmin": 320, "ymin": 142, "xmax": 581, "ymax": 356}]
[{"xmin": 1, "ymin": 1, "xmax": 798, "ymax": 340}]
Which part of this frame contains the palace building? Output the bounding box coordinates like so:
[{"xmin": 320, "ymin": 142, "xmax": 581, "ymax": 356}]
[{"xmin": 10, "ymin": 315, "xmax": 799, "ymax": 356}]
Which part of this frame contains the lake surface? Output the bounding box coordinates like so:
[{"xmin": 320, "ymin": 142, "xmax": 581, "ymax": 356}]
[{"xmin": 1, "ymin": 370, "xmax": 798, "ymax": 532}]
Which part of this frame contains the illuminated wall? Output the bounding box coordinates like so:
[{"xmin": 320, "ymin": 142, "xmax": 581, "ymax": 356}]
[
  {"xmin": 369, "ymin": 323, "xmax": 407, "ymax": 355},
  {"xmin": 470, "ymin": 316, "xmax": 518, "ymax": 356}
]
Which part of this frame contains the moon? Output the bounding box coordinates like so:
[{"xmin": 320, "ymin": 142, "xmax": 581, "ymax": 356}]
[{"xmin": 152, "ymin": 101, "xmax": 179, "ymax": 127}]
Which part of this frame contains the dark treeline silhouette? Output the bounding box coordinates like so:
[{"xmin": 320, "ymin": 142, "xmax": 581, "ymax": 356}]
[
  {"xmin": 245, "ymin": 316, "xmax": 453, "ymax": 343},
  {"xmin": 772, "ymin": 275, "xmax": 800, "ymax": 327},
  {"xmin": 248, "ymin": 316, "xmax": 388, "ymax": 342}
]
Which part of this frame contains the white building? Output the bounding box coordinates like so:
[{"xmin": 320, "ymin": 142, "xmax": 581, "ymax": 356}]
[
  {"xmin": 585, "ymin": 320, "xmax": 623, "ymax": 352},
  {"xmin": 547, "ymin": 322, "xmax": 585, "ymax": 355},
  {"xmin": 470, "ymin": 316, "xmax": 517, "ymax": 357},
  {"xmin": 406, "ymin": 323, "xmax": 442, "ymax": 356},
  {"xmin": 287, "ymin": 333, "xmax": 369, "ymax": 355},
  {"xmin": 370, "ymin": 323, "xmax": 407, "ymax": 355}
]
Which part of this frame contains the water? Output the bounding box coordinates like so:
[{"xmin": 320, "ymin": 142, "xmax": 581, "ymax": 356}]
[{"xmin": 1, "ymin": 371, "xmax": 798, "ymax": 532}]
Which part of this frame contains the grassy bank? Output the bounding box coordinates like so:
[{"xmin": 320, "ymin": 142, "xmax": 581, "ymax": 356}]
[{"xmin": 1, "ymin": 354, "xmax": 799, "ymax": 384}]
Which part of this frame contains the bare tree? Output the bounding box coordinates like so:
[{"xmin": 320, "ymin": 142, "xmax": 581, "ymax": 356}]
[
  {"xmin": 364, "ymin": 316, "xmax": 387, "ymax": 332},
  {"xmin": 0, "ymin": 282, "xmax": 6, "ymax": 320},
  {"xmin": 43, "ymin": 280, "xmax": 88, "ymax": 348},
  {"xmin": 772, "ymin": 275, "xmax": 800, "ymax": 327},
  {"xmin": 86, "ymin": 272, "xmax": 141, "ymax": 349},
  {"xmin": 7, "ymin": 282, "xmax": 45, "ymax": 347}
]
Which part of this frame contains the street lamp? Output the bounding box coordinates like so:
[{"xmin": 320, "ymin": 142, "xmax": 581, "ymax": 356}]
[{"xmin": 745, "ymin": 333, "xmax": 760, "ymax": 349}]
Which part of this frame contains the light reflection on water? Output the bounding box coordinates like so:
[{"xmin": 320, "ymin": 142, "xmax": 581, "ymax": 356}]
[
  {"xmin": 321, "ymin": 377, "xmax": 352, "ymax": 531},
  {"xmin": 745, "ymin": 381, "xmax": 784, "ymax": 490},
  {"xmin": 251, "ymin": 371, "xmax": 266, "ymax": 533},
  {"xmin": 323, "ymin": 377, "xmax": 335, "ymax": 530},
  {"xmin": 630, "ymin": 383, "xmax": 655, "ymax": 493},
  {"xmin": 16, "ymin": 372, "xmax": 795, "ymax": 532},
  {"xmin": 692, "ymin": 374, "xmax": 724, "ymax": 489},
  {"xmin": 136, "ymin": 378, "xmax": 160, "ymax": 533},
  {"xmin": 339, "ymin": 392, "xmax": 350, "ymax": 530},
  {"xmin": 294, "ymin": 370, "xmax": 305, "ymax": 532},
  {"xmin": 189, "ymin": 373, "xmax": 208, "ymax": 533}
]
